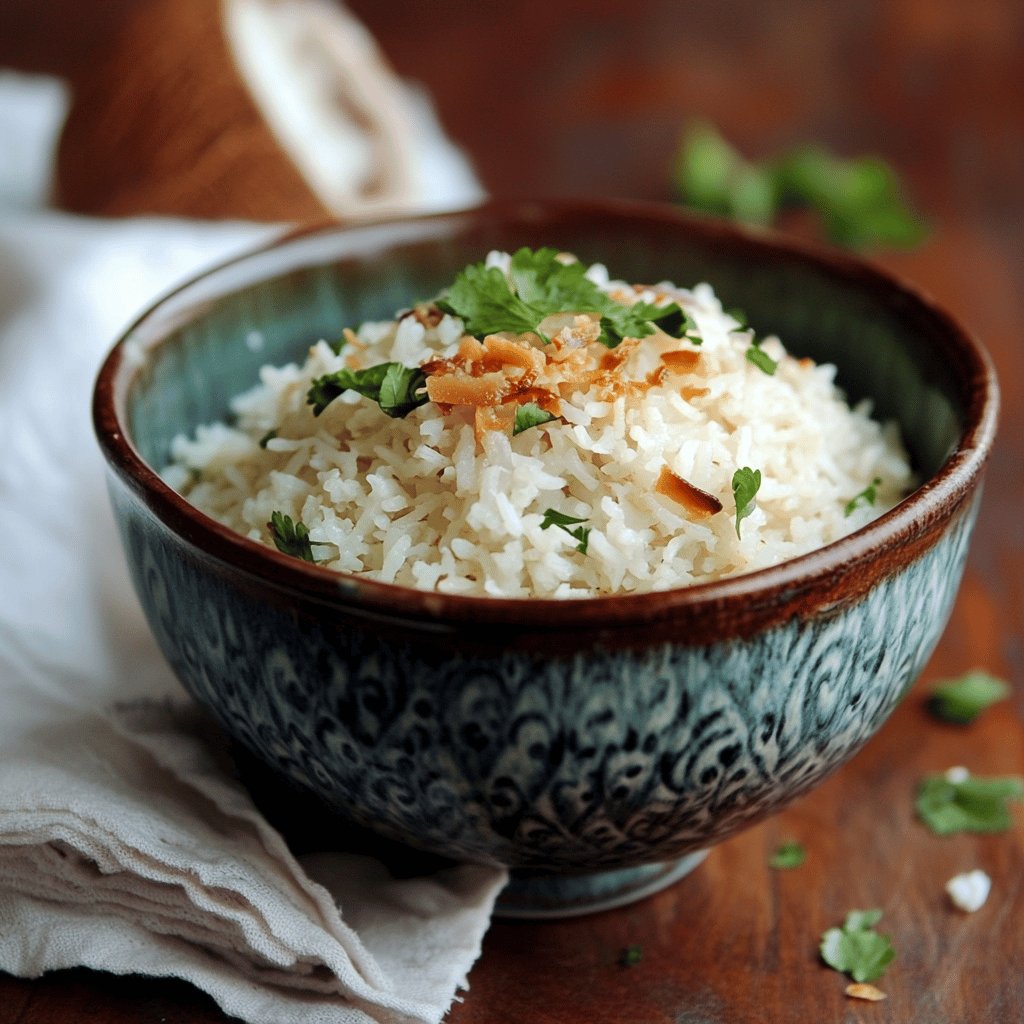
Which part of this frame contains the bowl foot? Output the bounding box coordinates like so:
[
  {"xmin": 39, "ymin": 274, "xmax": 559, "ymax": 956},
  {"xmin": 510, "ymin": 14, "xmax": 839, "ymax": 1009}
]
[{"xmin": 494, "ymin": 850, "xmax": 708, "ymax": 919}]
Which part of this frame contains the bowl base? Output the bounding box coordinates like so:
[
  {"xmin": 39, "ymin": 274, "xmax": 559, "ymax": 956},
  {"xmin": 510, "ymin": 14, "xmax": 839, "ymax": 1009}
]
[{"xmin": 494, "ymin": 851, "xmax": 708, "ymax": 919}]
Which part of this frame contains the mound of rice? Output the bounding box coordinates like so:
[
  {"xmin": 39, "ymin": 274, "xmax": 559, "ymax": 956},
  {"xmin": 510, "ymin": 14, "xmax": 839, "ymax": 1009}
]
[{"xmin": 164, "ymin": 252, "xmax": 915, "ymax": 598}]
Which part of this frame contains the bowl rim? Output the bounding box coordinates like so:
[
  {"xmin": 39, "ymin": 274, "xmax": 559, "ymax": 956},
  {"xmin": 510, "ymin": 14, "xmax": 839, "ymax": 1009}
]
[{"xmin": 93, "ymin": 197, "xmax": 999, "ymax": 635}]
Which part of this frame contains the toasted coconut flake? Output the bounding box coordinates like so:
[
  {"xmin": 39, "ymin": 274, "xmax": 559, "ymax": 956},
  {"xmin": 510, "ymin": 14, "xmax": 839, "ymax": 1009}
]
[
  {"xmin": 457, "ymin": 335, "xmax": 487, "ymax": 363},
  {"xmin": 480, "ymin": 334, "xmax": 546, "ymax": 373},
  {"xmin": 661, "ymin": 349, "xmax": 701, "ymax": 371},
  {"xmin": 474, "ymin": 403, "xmax": 516, "ymax": 444},
  {"xmin": 845, "ymin": 983, "xmax": 887, "ymax": 1002},
  {"xmin": 655, "ymin": 466, "xmax": 723, "ymax": 519},
  {"xmin": 426, "ymin": 368, "xmax": 515, "ymax": 406}
]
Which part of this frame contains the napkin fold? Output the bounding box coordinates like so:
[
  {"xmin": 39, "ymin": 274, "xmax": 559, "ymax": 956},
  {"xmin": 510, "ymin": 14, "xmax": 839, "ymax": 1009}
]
[{"xmin": 0, "ymin": 72, "xmax": 505, "ymax": 1024}]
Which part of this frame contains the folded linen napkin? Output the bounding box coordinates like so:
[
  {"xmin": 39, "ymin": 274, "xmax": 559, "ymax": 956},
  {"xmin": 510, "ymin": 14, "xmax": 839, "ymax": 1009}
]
[{"xmin": 0, "ymin": 75, "xmax": 505, "ymax": 1024}]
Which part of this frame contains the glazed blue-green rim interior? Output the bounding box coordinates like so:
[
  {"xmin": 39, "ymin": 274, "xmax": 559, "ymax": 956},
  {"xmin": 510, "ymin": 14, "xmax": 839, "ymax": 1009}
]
[{"xmin": 94, "ymin": 199, "xmax": 998, "ymax": 631}]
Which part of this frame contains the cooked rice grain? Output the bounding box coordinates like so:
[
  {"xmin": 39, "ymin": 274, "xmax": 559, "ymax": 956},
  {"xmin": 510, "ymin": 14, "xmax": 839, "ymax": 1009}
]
[{"xmin": 165, "ymin": 257, "xmax": 914, "ymax": 597}]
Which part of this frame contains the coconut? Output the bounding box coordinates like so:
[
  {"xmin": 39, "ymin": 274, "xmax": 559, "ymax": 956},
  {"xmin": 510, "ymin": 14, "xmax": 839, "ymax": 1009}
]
[{"xmin": 55, "ymin": 0, "xmax": 431, "ymax": 219}]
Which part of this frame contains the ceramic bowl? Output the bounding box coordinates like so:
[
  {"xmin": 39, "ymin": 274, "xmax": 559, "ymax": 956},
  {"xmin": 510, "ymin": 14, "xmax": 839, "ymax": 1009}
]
[{"xmin": 94, "ymin": 200, "xmax": 997, "ymax": 916}]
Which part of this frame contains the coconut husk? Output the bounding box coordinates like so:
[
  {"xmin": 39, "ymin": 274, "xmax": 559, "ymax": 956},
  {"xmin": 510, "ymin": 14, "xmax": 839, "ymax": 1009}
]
[{"xmin": 56, "ymin": 0, "xmax": 420, "ymax": 220}]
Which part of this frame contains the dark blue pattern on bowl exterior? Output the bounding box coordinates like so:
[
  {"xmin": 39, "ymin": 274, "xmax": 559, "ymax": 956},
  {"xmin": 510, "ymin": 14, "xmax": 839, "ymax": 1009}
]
[
  {"xmin": 112, "ymin": 479, "xmax": 978, "ymax": 870},
  {"xmin": 94, "ymin": 201, "xmax": 998, "ymax": 881}
]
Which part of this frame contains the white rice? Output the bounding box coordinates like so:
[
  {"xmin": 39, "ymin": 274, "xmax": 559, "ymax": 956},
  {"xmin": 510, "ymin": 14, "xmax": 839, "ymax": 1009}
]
[{"xmin": 164, "ymin": 254, "xmax": 915, "ymax": 597}]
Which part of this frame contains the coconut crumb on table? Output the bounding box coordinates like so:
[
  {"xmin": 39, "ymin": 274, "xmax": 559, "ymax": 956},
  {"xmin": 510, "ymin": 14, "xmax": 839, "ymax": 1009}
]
[
  {"xmin": 845, "ymin": 983, "xmax": 887, "ymax": 1001},
  {"xmin": 946, "ymin": 869, "xmax": 991, "ymax": 912}
]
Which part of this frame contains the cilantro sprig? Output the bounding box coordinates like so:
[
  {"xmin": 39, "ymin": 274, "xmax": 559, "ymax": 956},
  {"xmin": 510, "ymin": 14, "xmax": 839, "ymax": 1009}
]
[
  {"xmin": 540, "ymin": 507, "xmax": 591, "ymax": 553},
  {"xmin": 437, "ymin": 247, "xmax": 697, "ymax": 349},
  {"xmin": 927, "ymin": 670, "xmax": 1011, "ymax": 725},
  {"xmin": 674, "ymin": 121, "xmax": 928, "ymax": 250},
  {"xmin": 308, "ymin": 362, "xmax": 428, "ymax": 418},
  {"xmin": 731, "ymin": 467, "xmax": 762, "ymax": 538},
  {"xmin": 820, "ymin": 909, "xmax": 896, "ymax": 984},
  {"xmin": 915, "ymin": 771, "xmax": 1024, "ymax": 835},
  {"xmin": 268, "ymin": 511, "xmax": 319, "ymax": 563}
]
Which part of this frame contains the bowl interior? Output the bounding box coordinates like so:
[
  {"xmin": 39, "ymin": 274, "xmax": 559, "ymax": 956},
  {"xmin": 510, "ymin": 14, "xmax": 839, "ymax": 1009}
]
[{"xmin": 124, "ymin": 203, "xmax": 969, "ymax": 500}]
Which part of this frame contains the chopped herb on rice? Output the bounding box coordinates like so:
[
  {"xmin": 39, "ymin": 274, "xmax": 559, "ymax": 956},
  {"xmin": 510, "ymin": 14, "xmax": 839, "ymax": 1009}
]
[{"xmin": 164, "ymin": 250, "xmax": 915, "ymax": 597}]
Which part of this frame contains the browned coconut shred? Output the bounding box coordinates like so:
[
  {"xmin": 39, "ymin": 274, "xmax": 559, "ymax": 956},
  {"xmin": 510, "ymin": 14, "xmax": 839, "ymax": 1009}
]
[{"xmin": 654, "ymin": 466, "xmax": 724, "ymax": 519}]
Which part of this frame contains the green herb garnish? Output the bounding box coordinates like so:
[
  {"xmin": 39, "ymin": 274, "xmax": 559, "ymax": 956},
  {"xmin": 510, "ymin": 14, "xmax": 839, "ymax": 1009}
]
[
  {"xmin": 307, "ymin": 362, "xmax": 429, "ymax": 418},
  {"xmin": 267, "ymin": 511, "xmax": 319, "ymax": 563},
  {"xmin": 258, "ymin": 429, "xmax": 278, "ymax": 449},
  {"xmin": 915, "ymin": 771, "xmax": 1024, "ymax": 835},
  {"xmin": 513, "ymin": 401, "xmax": 556, "ymax": 435},
  {"xmin": 928, "ymin": 670, "xmax": 1011, "ymax": 725},
  {"xmin": 540, "ymin": 508, "xmax": 591, "ymax": 553},
  {"xmin": 437, "ymin": 246, "xmax": 692, "ymax": 349},
  {"xmin": 618, "ymin": 944, "xmax": 643, "ymax": 967},
  {"xmin": 745, "ymin": 343, "xmax": 777, "ymax": 375},
  {"xmin": 731, "ymin": 467, "xmax": 762, "ymax": 538},
  {"xmin": 820, "ymin": 909, "xmax": 896, "ymax": 984},
  {"xmin": 673, "ymin": 121, "xmax": 928, "ymax": 250},
  {"xmin": 768, "ymin": 840, "xmax": 806, "ymax": 870},
  {"xmin": 844, "ymin": 477, "xmax": 882, "ymax": 516}
]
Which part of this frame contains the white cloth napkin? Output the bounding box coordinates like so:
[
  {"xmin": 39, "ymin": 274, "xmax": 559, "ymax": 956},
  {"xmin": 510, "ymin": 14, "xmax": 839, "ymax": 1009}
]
[{"xmin": 0, "ymin": 73, "xmax": 506, "ymax": 1024}]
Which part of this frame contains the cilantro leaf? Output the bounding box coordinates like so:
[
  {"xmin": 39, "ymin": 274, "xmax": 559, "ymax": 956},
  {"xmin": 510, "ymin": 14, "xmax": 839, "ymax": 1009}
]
[
  {"xmin": 745, "ymin": 344, "xmax": 777, "ymax": 375},
  {"xmin": 928, "ymin": 670, "xmax": 1011, "ymax": 725},
  {"xmin": 673, "ymin": 121, "xmax": 928, "ymax": 250},
  {"xmin": 732, "ymin": 467, "xmax": 762, "ymax": 538},
  {"xmin": 768, "ymin": 840, "xmax": 806, "ymax": 870},
  {"xmin": 618, "ymin": 944, "xmax": 643, "ymax": 967},
  {"xmin": 820, "ymin": 909, "xmax": 896, "ymax": 984},
  {"xmin": 513, "ymin": 401, "xmax": 556, "ymax": 435},
  {"xmin": 378, "ymin": 363, "xmax": 430, "ymax": 417},
  {"xmin": 267, "ymin": 511, "xmax": 319, "ymax": 563},
  {"xmin": 844, "ymin": 477, "xmax": 882, "ymax": 516},
  {"xmin": 540, "ymin": 508, "xmax": 591, "ymax": 554},
  {"xmin": 915, "ymin": 772, "xmax": 1024, "ymax": 835},
  {"xmin": 777, "ymin": 146, "xmax": 929, "ymax": 249},
  {"xmin": 437, "ymin": 261, "xmax": 544, "ymax": 338},
  {"xmin": 508, "ymin": 246, "xmax": 592, "ymax": 311},
  {"xmin": 307, "ymin": 362, "xmax": 428, "ymax": 418}
]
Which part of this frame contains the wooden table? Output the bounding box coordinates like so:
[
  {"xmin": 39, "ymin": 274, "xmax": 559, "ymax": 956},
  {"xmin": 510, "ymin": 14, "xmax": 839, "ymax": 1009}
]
[{"xmin": 1, "ymin": 2, "xmax": 1021, "ymax": 1021}]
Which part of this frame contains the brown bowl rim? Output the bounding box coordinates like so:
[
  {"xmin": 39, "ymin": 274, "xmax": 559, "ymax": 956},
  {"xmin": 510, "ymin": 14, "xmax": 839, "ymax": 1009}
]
[{"xmin": 93, "ymin": 198, "xmax": 999, "ymax": 636}]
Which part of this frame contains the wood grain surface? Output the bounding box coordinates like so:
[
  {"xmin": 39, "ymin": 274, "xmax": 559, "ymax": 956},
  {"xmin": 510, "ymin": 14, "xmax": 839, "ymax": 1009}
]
[{"xmin": 1, "ymin": 1, "xmax": 1021, "ymax": 1022}]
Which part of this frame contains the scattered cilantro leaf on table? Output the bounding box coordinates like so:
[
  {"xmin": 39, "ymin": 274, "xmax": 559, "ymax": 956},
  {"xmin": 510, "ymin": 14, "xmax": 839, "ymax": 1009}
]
[
  {"xmin": 915, "ymin": 771, "xmax": 1024, "ymax": 835},
  {"xmin": 540, "ymin": 508, "xmax": 591, "ymax": 553},
  {"xmin": 673, "ymin": 121, "xmax": 928, "ymax": 250},
  {"xmin": 927, "ymin": 670, "xmax": 1011, "ymax": 724},
  {"xmin": 844, "ymin": 477, "xmax": 882, "ymax": 516},
  {"xmin": 307, "ymin": 362, "xmax": 428, "ymax": 418},
  {"xmin": 769, "ymin": 840, "xmax": 806, "ymax": 870},
  {"xmin": 732, "ymin": 467, "xmax": 762, "ymax": 538},
  {"xmin": 267, "ymin": 511, "xmax": 319, "ymax": 563},
  {"xmin": 820, "ymin": 909, "xmax": 896, "ymax": 984},
  {"xmin": 618, "ymin": 944, "xmax": 643, "ymax": 967},
  {"xmin": 513, "ymin": 401, "xmax": 556, "ymax": 435}
]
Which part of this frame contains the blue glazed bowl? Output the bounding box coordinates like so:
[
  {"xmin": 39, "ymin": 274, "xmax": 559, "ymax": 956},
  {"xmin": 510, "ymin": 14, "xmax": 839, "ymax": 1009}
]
[{"xmin": 94, "ymin": 200, "xmax": 997, "ymax": 915}]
